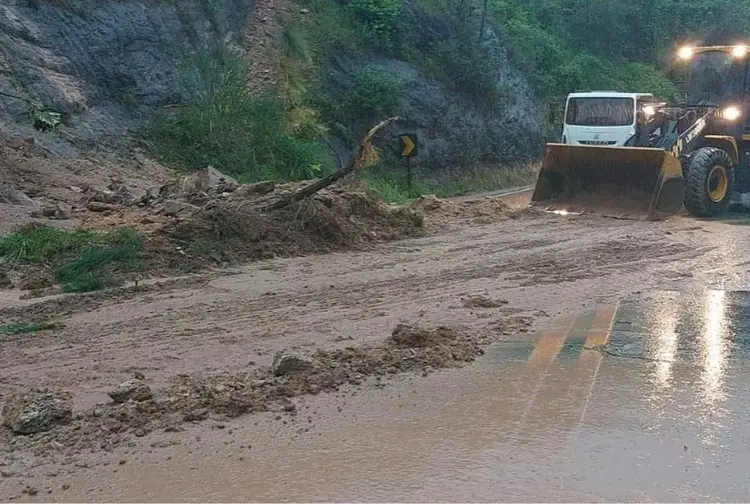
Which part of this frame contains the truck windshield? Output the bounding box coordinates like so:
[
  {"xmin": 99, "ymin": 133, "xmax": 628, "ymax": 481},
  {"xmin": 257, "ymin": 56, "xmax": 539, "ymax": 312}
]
[
  {"xmin": 565, "ymin": 97, "xmax": 635, "ymax": 127},
  {"xmin": 682, "ymin": 51, "xmax": 745, "ymax": 107}
]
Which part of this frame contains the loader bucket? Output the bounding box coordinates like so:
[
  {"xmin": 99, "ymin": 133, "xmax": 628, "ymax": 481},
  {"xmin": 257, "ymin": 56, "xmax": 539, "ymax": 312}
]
[{"xmin": 530, "ymin": 144, "xmax": 685, "ymax": 220}]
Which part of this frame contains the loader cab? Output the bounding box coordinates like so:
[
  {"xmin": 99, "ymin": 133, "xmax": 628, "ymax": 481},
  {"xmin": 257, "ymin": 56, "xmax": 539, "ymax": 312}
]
[
  {"xmin": 561, "ymin": 92, "xmax": 655, "ymax": 147},
  {"xmin": 675, "ymin": 44, "xmax": 750, "ymax": 206},
  {"xmin": 676, "ymin": 45, "xmax": 750, "ymax": 153}
]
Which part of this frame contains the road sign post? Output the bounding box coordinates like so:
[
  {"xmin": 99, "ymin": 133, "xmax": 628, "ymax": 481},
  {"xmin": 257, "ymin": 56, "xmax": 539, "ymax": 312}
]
[{"xmin": 400, "ymin": 133, "xmax": 418, "ymax": 194}]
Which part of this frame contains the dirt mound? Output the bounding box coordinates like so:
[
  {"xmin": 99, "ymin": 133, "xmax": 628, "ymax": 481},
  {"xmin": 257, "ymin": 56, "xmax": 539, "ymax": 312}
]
[
  {"xmin": 4, "ymin": 162, "xmax": 425, "ymax": 291},
  {"xmin": 409, "ymin": 194, "xmax": 532, "ymax": 231},
  {"xmin": 75, "ymin": 174, "xmax": 425, "ymax": 270},
  {"xmin": 0, "ymin": 318, "xmax": 531, "ymax": 455},
  {"xmin": 164, "ymin": 181, "xmax": 425, "ymax": 263},
  {"xmin": 0, "ymin": 135, "xmax": 171, "ymax": 232}
]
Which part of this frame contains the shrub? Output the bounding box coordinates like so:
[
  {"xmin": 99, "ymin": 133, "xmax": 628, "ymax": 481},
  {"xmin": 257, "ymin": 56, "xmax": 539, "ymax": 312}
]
[
  {"xmin": 349, "ymin": 0, "xmax": 403, "ymax": 49},
  {"xmin": 147, "ymin": 45, "xmax": 332, "ymax": 183},
  {"xmin": 344, "ymin": 65, "xmax": 406, "ymax": 119},
  {"xmin": 0, "ymin": 225, "xmax": 145, "ymax": 293}
]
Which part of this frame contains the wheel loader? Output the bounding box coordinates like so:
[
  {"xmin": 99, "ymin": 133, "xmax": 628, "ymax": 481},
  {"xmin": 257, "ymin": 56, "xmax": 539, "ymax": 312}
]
[{"xmin": 531, "ymin": 44, "xmax": 750, "ymax": 220}]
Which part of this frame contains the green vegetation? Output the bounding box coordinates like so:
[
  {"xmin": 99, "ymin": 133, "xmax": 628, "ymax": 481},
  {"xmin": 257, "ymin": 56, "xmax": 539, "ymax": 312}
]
[
  {"xmin": 494, "ymin": 0, "xmax": 750, "ymax": 100},
  {"xmin": 345, "ymin": 65, "xmax": 406, "ymax": 119},
  {"xmin": 350, "ymin": 0, "xmax": 403, "ymax": 49},
  {"xmin": 147, "ymin": 46, "xmax": 333, "ymax": 183},
  {"xmin": 0, "ymin": 321, "xmax": 60, "ymax": 336},
  {"xmin": 359, "ymin": 163, "xmax": 538, "ymax": 204},
  {"xmin": 0, "ymin": 225, "xmax": 144, "ymax": 293}
]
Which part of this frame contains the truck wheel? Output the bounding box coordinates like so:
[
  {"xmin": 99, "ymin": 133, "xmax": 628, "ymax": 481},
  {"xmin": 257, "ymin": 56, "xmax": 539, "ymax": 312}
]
[{"xmin": 684, "ymin": 147, "xmax": 734, "ymax": 218}]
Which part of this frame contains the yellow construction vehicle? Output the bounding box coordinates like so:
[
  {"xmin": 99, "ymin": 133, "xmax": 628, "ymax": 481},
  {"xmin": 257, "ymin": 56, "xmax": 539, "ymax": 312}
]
[{"xmin": 531, "ymin": 44, "xmax": 750, "ymax": 220}]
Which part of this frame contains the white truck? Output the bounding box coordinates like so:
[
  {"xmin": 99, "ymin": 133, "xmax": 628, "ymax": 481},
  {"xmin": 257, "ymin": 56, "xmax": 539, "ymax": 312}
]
[{"xmin": 561, "ymin": 91, "xmax": 657, "ymax": 147}]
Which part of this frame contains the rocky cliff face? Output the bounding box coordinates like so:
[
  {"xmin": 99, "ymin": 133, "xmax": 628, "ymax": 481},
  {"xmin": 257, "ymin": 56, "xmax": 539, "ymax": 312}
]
[
  {"xmin": 0, "ymin": 0, "xmax": 543, "ymax": 167},
  {"xmin": 319, "ymin": 10, "xmax": 543, "ymax": 170},
  {"xmin": 0, "ymin": 0, "xmax": 253, "ymax": 150},
  {"xmin": 323, "ymin": 35, "xmax": 543, "ymax": 171}
]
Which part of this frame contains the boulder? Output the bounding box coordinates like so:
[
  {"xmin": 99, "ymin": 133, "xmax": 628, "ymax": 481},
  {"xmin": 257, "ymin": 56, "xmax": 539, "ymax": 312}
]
[
  {"xmin": 182, "ymin": 166, "xmax": 239, "ymax": 194},
  {"xmin": 0, "ymin": 185, "xmax": 35, "ymax": 207},
  {"xmin": 272, "ymin": 352, "xmax": 316, "ymax": 377},
  {"xmin": 240, "ymin": 180, "xmax": 276, "ymax": 196},
  {"xmin": 107, "ymin": 379, "xmax": 153, "ymax": 404},
  {"xmin": 157, "ymin": 200, "xmax": 200, "ymax": 218},
  {"xmin": 87, "ymin": 201, "xmax": 118, "ymax": 212},
  {"xmin": 34, "ymin": 201, "xmax": 72, "ymax": 220},
  {"xmin": 2, "ymin": 389, "xmax": 73, "ymax": 435}
]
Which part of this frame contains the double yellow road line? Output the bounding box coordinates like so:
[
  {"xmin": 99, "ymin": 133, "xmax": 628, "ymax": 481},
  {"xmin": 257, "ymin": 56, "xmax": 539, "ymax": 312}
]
[{"xmin": 509, "ymin": 305, "xmax": 619, "ymax": 440}]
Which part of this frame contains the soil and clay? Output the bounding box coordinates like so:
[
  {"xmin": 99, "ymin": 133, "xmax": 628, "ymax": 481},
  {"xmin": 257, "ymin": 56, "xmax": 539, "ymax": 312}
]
[{"xmin": 0, "ymin": 319, "xmax": 532, "ymax": 457}]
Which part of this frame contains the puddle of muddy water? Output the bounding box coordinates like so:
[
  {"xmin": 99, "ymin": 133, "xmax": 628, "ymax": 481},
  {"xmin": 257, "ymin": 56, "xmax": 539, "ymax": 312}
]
[{"xmin": 13, "ymin": 291, "xmax": 750, "ymax": 502}]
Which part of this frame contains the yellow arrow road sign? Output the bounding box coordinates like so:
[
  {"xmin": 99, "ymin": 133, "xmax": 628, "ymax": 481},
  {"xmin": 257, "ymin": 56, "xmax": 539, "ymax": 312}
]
[{"xmin": 400, "ymin": 134, "xmax": 417, "ymax": 157}]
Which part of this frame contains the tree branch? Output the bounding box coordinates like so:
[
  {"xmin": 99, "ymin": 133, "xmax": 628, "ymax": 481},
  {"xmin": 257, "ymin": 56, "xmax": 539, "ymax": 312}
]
[{"xmin": 263, "ymin": 117, "xmax": 402, "ymax": 212}]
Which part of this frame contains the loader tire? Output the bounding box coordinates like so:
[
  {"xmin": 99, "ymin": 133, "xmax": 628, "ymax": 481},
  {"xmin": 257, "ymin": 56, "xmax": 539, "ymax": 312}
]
[{"xmin": 684, "ymin": 147, "xmax": 734, "ymax": 218}]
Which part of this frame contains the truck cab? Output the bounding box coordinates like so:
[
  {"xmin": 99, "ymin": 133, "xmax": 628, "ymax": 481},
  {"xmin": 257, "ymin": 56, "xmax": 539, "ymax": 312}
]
[{"xmin": 561, "ymin": 92, "xmax": 656, "ymax": 147}]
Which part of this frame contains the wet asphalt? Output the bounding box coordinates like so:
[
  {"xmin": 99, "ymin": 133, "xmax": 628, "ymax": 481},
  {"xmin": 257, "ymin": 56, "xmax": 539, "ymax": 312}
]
[{"xmin": 63, "ymin": 290, "xmax": 750, "ymax": 502}]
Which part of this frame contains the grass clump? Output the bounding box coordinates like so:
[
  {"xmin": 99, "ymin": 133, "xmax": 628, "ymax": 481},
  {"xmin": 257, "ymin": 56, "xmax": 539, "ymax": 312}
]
[
  {"xmin": 360, "ymin": 164, "xmax": 537, "ymax": 204},
  {"xmin": 344, "ymin": 65, "xmax": 406, "ymax": 119},
  {"xmin": 0, "ymin": 225, "xmax": 145, "ymax": 293},
  {"xmin": 0, "ymin": 322, "xmax": 60, "ymax": 336},
  {"xmin": 147, "ymin": 45, "xmax": 333, "ymax": 183}
]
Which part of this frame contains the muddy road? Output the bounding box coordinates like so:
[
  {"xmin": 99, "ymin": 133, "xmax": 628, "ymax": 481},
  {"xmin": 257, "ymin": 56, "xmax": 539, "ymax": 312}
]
[{"xmin": 3, "ymin": 199, "xmax": 750, "ymax": 501}]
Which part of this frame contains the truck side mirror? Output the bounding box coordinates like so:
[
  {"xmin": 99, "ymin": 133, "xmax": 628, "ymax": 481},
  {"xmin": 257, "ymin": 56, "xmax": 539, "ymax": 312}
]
[{"xmin": 548, "ymin": 104, "xmax": 556, "ymax": 124}]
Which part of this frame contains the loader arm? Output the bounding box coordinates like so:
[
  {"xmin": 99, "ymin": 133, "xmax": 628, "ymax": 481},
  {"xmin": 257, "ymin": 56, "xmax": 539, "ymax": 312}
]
[{"xmin": 669, "ymin": 108, "xmax": 715, "ymax": 159}]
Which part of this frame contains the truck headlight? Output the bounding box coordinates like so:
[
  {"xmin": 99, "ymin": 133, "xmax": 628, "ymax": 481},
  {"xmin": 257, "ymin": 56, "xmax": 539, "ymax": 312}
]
[
  {"xmin": 732, "ymin": 45, "xmax": 749, "ymax": 59},
  {"xmin": 678, "ymin": 46, "xmax": 694, "ymax": 60},
  {"xmin": 722, "ymin": 106, "xmax": 742, "ymax": 122}
]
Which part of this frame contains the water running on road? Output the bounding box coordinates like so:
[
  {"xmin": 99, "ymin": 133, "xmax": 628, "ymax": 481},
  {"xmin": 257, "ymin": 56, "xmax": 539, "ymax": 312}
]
[{"xmin": 33, "ymin": 290, "xmax": 750, "ymax": 502}]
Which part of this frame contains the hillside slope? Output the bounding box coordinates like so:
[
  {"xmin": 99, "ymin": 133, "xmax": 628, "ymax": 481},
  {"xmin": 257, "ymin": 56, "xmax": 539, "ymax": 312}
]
[{"xmin": 0, "ymin": 0, "xmax": 543, "ymax": 171}]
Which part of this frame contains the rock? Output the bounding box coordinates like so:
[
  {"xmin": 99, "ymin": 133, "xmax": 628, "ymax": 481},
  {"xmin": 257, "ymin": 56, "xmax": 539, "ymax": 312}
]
[
  {"xmin": 22, "ymin": 486, "xmax": 38, "ymax": 496},
  {"xmin": 182, "ymin": 166, "xmax": 239, "ymax": 194},
  {"xmin": 0, "ymin": 185, "xmax": 35, "ymax": 206},
  {"xmin": 183, "ymin": 408, "xmax": 209, "ymax": 422},
  {"xmin": 272, "ymin": 352, "xmax": 315, "ymax": 377},
  {"xmin": 107, "ymin": 379, "xmax": 152, "ymax": 404},
  {"xmin": 87, "ymin": 201, "xmax": 118, "ymax": 212},
  {"xmin": 462, "ymin": 296, "xmax": 509, "ymax": 309},
  {"xmin": 141, "ymin": 214, "xmax": 168, "ymax": 225},
  {"xmin": 53, "ymin": 201, "xmax": 73, "ymax": 219},
  {"xmin": 157, "ymin": 200, "xmax": 200, "ymax": 218},
  {"xmin": 2, "ymin": 389, "xmax": 73, "ymax": 435},
  {"xmin": 141, "ymin": 185, "xmax": 166, "ymax": 204},
  {"xmin": 240, "ymin": 180, "xmax": 276, "ymax": 196},
  {"xmin": 35, "ymin": 202, "xmax": 73, "ymax": 220}
]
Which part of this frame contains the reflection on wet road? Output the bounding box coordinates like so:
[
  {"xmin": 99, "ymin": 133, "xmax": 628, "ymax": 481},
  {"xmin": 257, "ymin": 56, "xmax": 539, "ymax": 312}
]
[{"xmin": 69, "ymin": 291, "xmax": 750, "ymax": 502}]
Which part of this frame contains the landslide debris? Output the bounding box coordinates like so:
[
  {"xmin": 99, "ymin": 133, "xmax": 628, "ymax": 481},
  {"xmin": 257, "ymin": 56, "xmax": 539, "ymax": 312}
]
[
  {"xmin": 2, "ymin": 389, "xmax": 73, "ymax": 435},
  {"xmin": 3, "ymin": 167, "xmax": 425, "ymax": 292},
  {"xmin": 408, "ymin": 193, "xmax": 535, "ymax": 231},
  {"xmin": 79, "ymin": 167, "xmax": 426, "ymax": 265},
  {"xmin": 0, "ymin": 317, "xmax": 532, "ymax": 455}
]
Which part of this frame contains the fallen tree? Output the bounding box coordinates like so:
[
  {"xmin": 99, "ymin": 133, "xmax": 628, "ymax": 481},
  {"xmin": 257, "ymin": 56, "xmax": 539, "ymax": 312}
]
[{"xmin": 263, "ymin": 117, "xmax": 401, "ymax": 212}]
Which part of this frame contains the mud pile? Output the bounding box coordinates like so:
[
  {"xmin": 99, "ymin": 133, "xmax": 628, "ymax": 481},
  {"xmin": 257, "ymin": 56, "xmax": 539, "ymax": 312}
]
[
  {"xmin": 0, "ymin": 318, "xmax": 532, "ymax": 455},
  {"xmin": 78, "ymin": 168, "xmax": 426, "ymax": 265},
  {"xmin": 409, "ymin": 194, "xmax": 532, "ymax": 231}
]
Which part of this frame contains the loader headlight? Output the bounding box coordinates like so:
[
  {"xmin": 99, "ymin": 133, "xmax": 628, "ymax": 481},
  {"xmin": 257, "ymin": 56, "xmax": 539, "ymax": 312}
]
[
  {"xmin": 732, "ymin": 44, "xmax": 749, "ymax": 59},
  {"xmin": 678, "ymin": 46, "xmax": 694, "ymax": 60},
  {"xmin": 722, "ymin": 106, "xmax": 742, "ymax": 122},
  {"xmin": 643, "ymin": 105, "xmax": 657, "ymax": 117}
]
